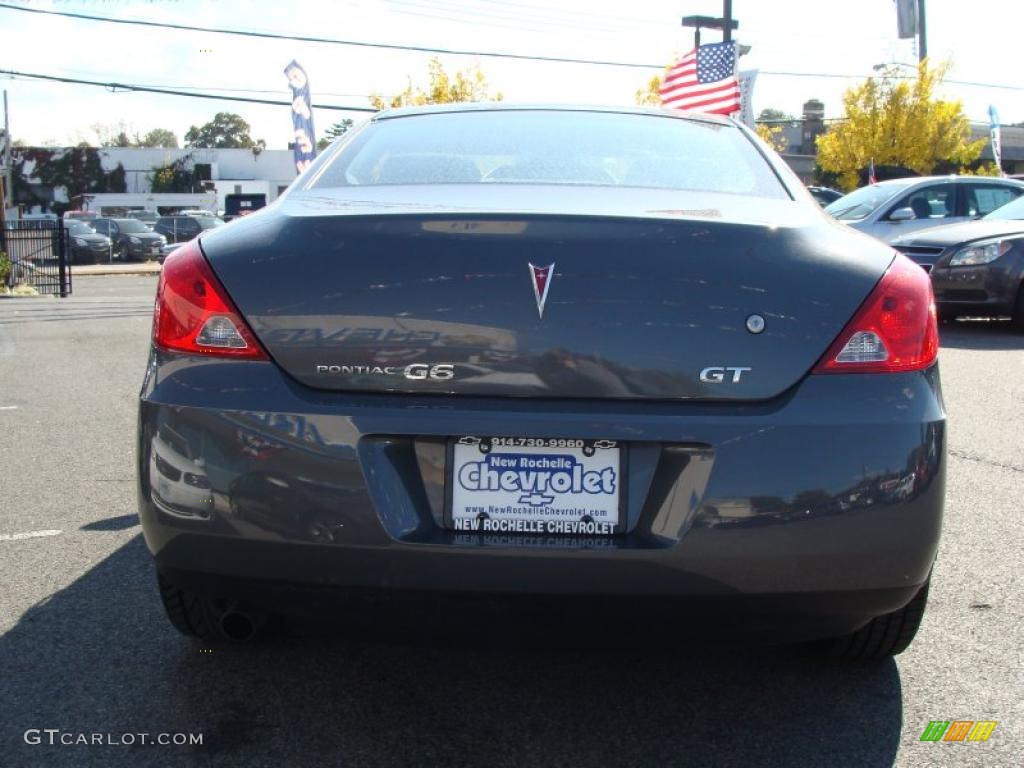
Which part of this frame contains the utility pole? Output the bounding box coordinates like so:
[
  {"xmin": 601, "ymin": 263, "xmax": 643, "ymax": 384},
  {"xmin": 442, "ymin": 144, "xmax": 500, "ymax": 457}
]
[
  {"xmin": 916, "ymin": 0, "xmax": 928, "ymax": 61},
  {"xmin": 723, "ymin": 0, "xmax": 734, "ymax": 42},
  {"xmin": 1, "ymin": 90, "xmax": 10, "ymax": 226}
]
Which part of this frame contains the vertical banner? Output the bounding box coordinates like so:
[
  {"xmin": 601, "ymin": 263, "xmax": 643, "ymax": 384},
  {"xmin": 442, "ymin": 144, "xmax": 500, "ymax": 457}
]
[
  {"xmin": 284, "ymin": 60, "xmax": 316, "ymax": 174},
  {"xmin": 895, "ymin": 0, "xmax": 918, "ymax": 38},
  {"xmin": 737, "ymin": 69, "xmax": 758, "ymax": 128},
  {"xmin": 988, "ymin": 105, "xmax": 1003, "ymax": 176}
]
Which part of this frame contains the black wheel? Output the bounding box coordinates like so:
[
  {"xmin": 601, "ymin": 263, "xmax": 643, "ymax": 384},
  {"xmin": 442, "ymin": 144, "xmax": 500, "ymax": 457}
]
[
  {"xmin": 819, "ymin": 578, "xmax": 930, "ymax": 661},
  {"xmin": 157, "ymin": 573, "xmax": 268, "ymax": 643},
  {"xmin": 1012, "ymin": 283, "xmax": 1024, "ymax": 333}
]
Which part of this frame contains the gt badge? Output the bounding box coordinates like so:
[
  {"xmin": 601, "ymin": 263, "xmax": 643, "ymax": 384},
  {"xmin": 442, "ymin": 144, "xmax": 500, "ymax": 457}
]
[{"xmin": 528, "ymin": 262, "xmax": 555, "ymax": 319}]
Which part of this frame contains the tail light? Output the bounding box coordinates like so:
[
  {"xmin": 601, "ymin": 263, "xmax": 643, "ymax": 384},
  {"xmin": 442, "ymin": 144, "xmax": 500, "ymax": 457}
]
[
  {"xmin": 813, "ymin": 254, "xmax": 938, "ymax": 374},
  {"xmin": 153, "ymin": 240, "xmax": 267, "ymax": 359}
]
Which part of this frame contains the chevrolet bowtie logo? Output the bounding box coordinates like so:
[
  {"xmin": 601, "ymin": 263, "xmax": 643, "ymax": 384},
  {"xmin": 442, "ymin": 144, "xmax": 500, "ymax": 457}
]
[{"xmin": 518, "ymin": 493, "xmax": 555, "ymax": 506}]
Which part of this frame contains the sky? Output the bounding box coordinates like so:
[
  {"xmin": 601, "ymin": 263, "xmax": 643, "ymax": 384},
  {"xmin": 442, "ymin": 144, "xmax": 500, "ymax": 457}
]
[{"xmin": 1, "ymin": 0, "xmax": 1021, "ymax": 149}]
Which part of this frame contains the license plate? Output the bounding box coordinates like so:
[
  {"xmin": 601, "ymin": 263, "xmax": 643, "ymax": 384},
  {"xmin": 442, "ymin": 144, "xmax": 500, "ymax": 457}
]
[{"xmin": 448, "ymin": 437, "xmax": 622, "ymax": 536}]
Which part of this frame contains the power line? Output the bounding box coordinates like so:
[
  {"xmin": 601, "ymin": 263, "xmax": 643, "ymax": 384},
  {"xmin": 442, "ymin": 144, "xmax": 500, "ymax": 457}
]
[
  {"xmin": 761, "ymin": 70, "xmax": 1023, "ymax": 91},
  {"xmin": 2, "ymin": 3, "xmax": 1020, "ymax": 94},
  {"xmin": 0, "ymin": 69, "xmax": 377, "ymax": 112},
  {"xmin": 134, "ymin": 83, "xmax": 372, "ymax": 100},
  {"xmin": 383, "ymin": 0, "xmax": 658, "ymax": 37},
  {"xmin": 0, "ymin": 2, "xmax": 664, "ymax": 69}
]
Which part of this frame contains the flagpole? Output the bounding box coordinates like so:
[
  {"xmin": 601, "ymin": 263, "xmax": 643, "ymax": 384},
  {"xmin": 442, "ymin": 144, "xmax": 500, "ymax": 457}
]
[{"xmin": 916, "ymin": 0, "xmax": 928, "ymax": 62}]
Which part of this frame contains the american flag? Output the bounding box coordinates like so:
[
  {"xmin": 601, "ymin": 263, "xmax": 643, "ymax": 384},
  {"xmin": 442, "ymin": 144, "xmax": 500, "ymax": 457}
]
[{"xmin": 660, "ymin": 41, "xmax": 741, "ymax": 115}]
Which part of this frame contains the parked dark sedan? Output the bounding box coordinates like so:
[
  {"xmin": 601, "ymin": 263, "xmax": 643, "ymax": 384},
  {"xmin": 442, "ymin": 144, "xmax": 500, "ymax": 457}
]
[
  {"xmin": 139, "ymin": 105, "xmax": 944, "ymax": 658},
  {"xmin": 893, "ymin": 194, "xmax": 1024, "ymax": 328},
  {"xmin": 91, "ymin": 217, "xmax": 166, "ymax": 260},
  {"xmin": 154, "ymin": 214, "xmax": 224, "ymax": 260},
  {"xmin": 64, "ymin": 219, "xmax": 112, "ymax": 264}
]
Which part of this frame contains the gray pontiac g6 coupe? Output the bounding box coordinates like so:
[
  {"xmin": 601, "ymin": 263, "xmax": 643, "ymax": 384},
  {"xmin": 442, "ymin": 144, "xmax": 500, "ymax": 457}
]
[{"xmin": 138, "ymin": 105, "xmax": 944, "ymax": 659}]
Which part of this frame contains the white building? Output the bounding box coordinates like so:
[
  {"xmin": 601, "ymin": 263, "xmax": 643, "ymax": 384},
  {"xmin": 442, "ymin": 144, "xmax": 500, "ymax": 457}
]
[
  {"xmin": 17, "ymin": 146, "xmax": 298, "ymax": 214},
  {"xmin": 107, "ymin": 146, "xmax": 298, "ymax": 210}
]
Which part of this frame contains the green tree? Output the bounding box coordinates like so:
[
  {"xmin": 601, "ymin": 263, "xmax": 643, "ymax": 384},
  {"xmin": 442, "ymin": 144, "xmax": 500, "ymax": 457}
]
[
  {"xmin": 817, "ymin": 61, "xmax": 985, "ymax": 190},
  {"xmin": 137, "ymin": 128, "xmax": 179, "ymax": 148},
  {"xmin": 370, "ymin": 58, "xmax": 502, "ymax": 110},
  {"xmin": 88, "ymin": 123, "xmax": 178, "ymax": 148},
  {"xmin": 317, "ymin": 119, "xmax": 353, "ymax": 151},
  {"xmin": 757, "ymin": 108, "xmax": 793, "ymax": 123},
  {"xmin": 91, "ymin": 121, "xmax": 133, "ymax": 147},
  {"xmin": 149, "ymin": 155, "xmax": 201, "ymax": 193},
  {"xmin": 184, "ymin": 112, "xmax": 265, "ymax": 149},
  {"xmin": 10, "ymin": 147, "xmax": 126, "ymax": 214}
]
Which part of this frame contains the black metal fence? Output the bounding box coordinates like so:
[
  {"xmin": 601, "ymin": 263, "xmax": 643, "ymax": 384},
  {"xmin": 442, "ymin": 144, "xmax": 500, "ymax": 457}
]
[{"xmin": 1, "ymin": 220, "xmax": 72, "ymax": 297}]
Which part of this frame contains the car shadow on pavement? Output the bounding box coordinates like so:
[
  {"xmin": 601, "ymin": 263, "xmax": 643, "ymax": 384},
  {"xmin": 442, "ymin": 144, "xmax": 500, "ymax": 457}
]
[
  {"xmin": 0, "ymin": 536, "xmax": 903, "ymax": 768},
  {"xmin": 80, "ymin": 515, "xmax": 141, "ymax": 532},
  {"xmin": 939, "ymin": 319, "xmax": 1024, "ymax": 350}
]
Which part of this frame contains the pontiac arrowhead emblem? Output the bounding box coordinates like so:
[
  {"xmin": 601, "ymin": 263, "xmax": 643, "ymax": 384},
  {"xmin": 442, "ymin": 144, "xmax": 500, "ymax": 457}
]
[{"xmin": 528, "ymin": 262, "xmax": 555, "ymax": 319}]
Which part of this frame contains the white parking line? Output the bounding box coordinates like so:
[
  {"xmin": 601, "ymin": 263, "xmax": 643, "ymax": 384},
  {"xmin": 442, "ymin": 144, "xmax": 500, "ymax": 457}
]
[
  {"xmin": 0, "ymin": 529, "xmax": 62, "ymax": 542},
  {"xmin": 0, "ymin": 406, "xmax": 18, "ymax": 411}
]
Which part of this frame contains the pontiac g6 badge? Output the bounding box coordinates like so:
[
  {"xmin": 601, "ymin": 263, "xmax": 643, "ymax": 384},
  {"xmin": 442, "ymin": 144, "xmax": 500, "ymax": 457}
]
[{"xmin": 528, "ymin": 262, "xmax": 555, "ymax": 319}]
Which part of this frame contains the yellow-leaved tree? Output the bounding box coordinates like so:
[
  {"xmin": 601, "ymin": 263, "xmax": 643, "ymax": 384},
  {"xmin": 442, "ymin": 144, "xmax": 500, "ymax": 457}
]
[
  {"xmin": 817, "ymin": 61, "xmax": 985, "ymax": 190},
  {"xmin": 755, "ymin": 123, "xmax": 788, "ymax": 153},
  {"xmin": 370, "ymin": 58, "xmax": 502, "ymax": 110},
  {"xmin": 635, "ymin": 73, "xmax": 664, "ymax": 107}
]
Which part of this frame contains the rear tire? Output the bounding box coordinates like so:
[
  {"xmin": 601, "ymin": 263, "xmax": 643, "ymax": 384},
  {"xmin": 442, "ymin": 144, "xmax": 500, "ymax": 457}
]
[
  {"xmin": 818, "ymin": 579, "xmax": 930, "ymax": 661},
  {"xmin": 1012, "ymin": 283, "xmax": 1024, "ymax": 332},
  {"xmin": 157, "ymin": 573, "xmax": 269, "ymax": 643}
]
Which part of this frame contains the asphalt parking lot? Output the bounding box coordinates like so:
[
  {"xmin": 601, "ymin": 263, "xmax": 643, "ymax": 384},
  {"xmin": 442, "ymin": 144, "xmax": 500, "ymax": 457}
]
[{"xmin": 0, "ymin": 274, "xmax": 1021, "ymax": 768}]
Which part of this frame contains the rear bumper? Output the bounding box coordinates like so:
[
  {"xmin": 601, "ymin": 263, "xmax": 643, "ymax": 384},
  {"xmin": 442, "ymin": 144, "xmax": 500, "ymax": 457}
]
[
  {"xmin": 124, "ymin": 241, "xmax": 165, "ymax": 260},
  {"xmin": 138, "ymin": 354, "xmax": 945, "ymax": 637}
]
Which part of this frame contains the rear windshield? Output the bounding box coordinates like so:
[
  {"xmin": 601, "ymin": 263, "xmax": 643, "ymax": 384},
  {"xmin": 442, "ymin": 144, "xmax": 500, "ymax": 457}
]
[{"xmin": 310, "ymin": 110, "xmax": 788, "ymax": 199}]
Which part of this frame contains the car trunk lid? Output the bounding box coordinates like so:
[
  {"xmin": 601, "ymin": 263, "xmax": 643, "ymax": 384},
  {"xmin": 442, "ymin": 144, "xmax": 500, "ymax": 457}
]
[{"xmin": 200, "ymin": 186, "xmax": 894, "ymax": 401}]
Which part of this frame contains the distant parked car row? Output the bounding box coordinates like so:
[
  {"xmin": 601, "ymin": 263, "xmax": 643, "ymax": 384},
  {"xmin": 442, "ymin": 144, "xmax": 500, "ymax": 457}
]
[
  {"xmin": 91, "ymin": 218, "xmax": 166, "ymax": 260},
  {"xmin": 824, "ymin": 176, "xmax": 1024, "ymax": 330},
  {"xmin": 58, "ymin": 210, "xmax": 225, "ymax": 263}
]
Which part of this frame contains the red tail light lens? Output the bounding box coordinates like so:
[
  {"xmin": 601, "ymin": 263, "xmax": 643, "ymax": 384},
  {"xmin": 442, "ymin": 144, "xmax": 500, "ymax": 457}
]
[
  {"xmin": 153, "ymin": 240, "xmax": 267, "ymax": 359},
  {"xmin": 813, "ymin": 254, "xmax": 938, "ymax": 374}
]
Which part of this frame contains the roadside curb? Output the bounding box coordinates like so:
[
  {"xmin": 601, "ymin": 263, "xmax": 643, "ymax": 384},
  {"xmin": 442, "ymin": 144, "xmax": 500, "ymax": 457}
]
[{"xmin": 72, "ymin": 263, "xmax": 162, "ymax": 277}]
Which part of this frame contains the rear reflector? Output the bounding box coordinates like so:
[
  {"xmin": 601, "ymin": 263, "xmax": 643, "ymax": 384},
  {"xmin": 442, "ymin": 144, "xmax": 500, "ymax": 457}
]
[
  {"xmin": 153, "ymin": 240, "xmax": 267, "ymax": 359},
  {"xmin": 813, "ymin": 254, "xmax": 938, "ymax": 374}
]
